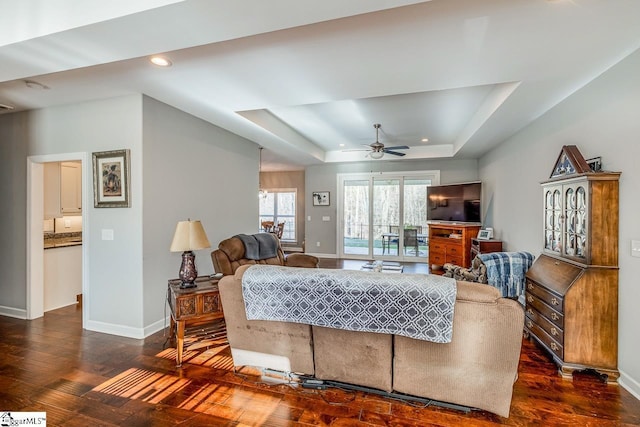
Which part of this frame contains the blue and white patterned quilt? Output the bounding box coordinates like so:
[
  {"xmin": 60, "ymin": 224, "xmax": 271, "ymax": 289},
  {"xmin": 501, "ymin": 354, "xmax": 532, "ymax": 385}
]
[
  {"xmin": 241, "ymin": 265, "xmax": 457, "ymax": 343},
  {"xmin": 478, "ymin": 251, "xmax": 535, "ymax": 298}
]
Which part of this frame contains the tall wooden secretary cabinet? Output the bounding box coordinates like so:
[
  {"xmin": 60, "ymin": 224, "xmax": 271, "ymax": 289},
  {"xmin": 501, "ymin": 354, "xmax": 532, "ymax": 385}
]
[{"xmin": 525, "ymin": 146, "xmax": 620, "ymax": 382}]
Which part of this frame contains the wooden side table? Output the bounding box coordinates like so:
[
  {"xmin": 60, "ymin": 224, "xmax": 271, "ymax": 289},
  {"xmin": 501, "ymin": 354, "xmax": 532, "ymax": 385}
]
[
  {"xmin": 470, "ymin": 238, "xmax": 503, "ymax": 261},
  {"xmin": 167, "ymin": 276, "xmax": 225, "ymax": 367}
]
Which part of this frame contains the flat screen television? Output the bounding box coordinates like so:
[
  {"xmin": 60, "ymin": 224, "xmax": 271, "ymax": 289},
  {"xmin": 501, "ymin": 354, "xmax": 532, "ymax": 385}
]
[{"xmin": 427, "ymin": 182, "xmax": 481, "ymax": 223}]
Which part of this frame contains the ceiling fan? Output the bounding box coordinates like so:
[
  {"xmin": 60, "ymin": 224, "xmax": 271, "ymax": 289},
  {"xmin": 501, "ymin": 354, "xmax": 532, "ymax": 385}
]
[{"xmin": 347, "ymin": 123, "xmax": 410, "ymax": 159}]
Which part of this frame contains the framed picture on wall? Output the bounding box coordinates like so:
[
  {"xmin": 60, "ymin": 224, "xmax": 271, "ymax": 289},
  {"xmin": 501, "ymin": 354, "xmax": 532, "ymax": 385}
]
[
  {"xmin": 92, "ymin": 149, "xmax": 131, "ymax": 208},
  {"xmin": 312, "ymin": 191, "xmax": 330, "ymax": 206}
]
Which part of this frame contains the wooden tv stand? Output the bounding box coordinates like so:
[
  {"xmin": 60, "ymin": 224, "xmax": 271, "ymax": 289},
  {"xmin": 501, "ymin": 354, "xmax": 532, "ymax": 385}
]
[{"xmin": 428, "ymin": 223, "xmax": 481, "ymax": 273}]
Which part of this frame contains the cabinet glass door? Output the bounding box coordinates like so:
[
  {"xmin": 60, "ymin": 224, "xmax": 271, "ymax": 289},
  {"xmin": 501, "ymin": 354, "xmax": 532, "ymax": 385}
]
[
  {"xmin": 544, "ymin": 186, "xmax": 562, "ymax": 254},
  {"xmin": 564, "ymin": 184, "xmax": 588, "ymax": 259}
]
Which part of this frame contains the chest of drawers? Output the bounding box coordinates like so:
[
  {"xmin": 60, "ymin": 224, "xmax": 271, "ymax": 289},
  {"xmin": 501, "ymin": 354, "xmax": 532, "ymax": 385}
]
[
  {"xmin": 524, "ymin": 254, "xmax": 618, "ymax": 382},
  {"xmin": 428, "ymin": 224, "xmax": 480, "ymax": 272}
]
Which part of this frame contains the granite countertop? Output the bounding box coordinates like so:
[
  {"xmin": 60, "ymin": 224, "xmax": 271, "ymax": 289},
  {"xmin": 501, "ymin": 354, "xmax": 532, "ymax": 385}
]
[{"xmin": 44, "ymin": 232, "xmax": 83, "ymax": 249}]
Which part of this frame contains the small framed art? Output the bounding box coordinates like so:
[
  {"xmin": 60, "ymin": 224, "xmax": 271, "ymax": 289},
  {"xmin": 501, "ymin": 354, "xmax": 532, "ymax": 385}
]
[
  {"xmin": 93, "ymin": 149, "xmax": 131, "ymax": 208},
  {"xmin": 312, "ymin": 191, "xmax": 330, "ymax": 206},
  {"xmin": 477, "ymin": 229, "xmax": 491, "ymax": 240}
]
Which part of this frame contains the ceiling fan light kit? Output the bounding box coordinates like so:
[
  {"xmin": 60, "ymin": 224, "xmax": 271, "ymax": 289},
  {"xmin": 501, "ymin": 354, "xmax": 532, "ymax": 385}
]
[{"xmin": 369, "ymin": 151, "xmax": 384, "ymax": 159}]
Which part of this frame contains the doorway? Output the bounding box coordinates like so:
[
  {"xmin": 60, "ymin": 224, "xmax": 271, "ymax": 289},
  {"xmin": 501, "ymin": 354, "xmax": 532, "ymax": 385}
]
[
  {"xmin": 337, "ymin": 171, "xmax": 439, "ymax": 260},
  {"xmin": 27, "ymin": 153, "xmax": 88, "ymax": 323}
]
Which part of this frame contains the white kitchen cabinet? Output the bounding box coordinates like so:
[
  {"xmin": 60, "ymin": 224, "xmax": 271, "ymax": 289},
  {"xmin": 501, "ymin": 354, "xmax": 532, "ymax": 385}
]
[
  {"xmin": 44, "ymin": 162, "xmax": 61, "ymax": 219},
  {"xmin": 44, "ymin": 161, "xmax": 82, "ymax": 218},
  {"xmin": 60, "ymin": 161, "xmax": 82, "ymax": 214},
  {"xmin": 44, "ymin": 245, "xmax": 82, "ymax": 311}
]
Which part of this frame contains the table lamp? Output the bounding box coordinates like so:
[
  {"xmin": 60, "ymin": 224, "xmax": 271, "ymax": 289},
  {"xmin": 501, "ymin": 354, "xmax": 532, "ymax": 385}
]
[{"xmin": 170, "ymin": 219, "xmax": 211, "ymax": 288}]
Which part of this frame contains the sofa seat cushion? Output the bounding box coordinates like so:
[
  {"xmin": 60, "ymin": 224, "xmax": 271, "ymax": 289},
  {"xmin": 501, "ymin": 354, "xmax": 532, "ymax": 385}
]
[{"xmin": 313, "ymin": 326, "xmax": 392, "ymax": 392}]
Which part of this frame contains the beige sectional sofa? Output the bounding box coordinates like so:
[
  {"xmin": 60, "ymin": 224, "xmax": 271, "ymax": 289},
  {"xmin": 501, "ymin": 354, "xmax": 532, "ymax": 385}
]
[{"xmin": 218, "ymin": 264, "xmax": 525, "ymax": 418}]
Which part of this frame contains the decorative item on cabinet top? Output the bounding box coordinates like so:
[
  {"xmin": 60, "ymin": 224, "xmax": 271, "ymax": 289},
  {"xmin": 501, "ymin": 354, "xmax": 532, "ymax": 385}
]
[{"xmin": 550, "ymin": 145, "xmax": 591, "ymax": 178}]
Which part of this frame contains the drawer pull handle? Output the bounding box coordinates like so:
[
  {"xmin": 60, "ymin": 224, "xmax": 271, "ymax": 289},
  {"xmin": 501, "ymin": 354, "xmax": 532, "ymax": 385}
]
[
  {"xmin": 527, "ymin": 295, "xmax": 534, "ymax": 303},
  {"xmin": 551, "ymin": 297, "xmax": 559, "ymax": 306},
  {"xmin": 551, "ymin": 327, "xmax": 559, "ymax": 336},
  {"xmin": 551, "ymin": 312, "xmax": 559, "ymax": 321},
  {"xmin": 527, "ymin": 283, "xmax": 534, "ymax": 290},
  {"xmin": 527, "ymin": 309, "xmax": 534, "ymax": 316},
  {"xmin": 527, "ymin": 320, "xmax": 533, "ymax": 328},
  {"xmin": 550, "ymin": 342, "xmax": 559, "ymax": 351}
]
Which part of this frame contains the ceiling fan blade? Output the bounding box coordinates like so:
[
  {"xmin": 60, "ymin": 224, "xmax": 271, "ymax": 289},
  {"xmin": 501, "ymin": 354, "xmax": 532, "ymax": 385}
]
[
  {"xmin": 342, "ymin": 148, "xmax": 371, "ymax": 152},
  {"xmin": 384, "ymin": 150, "xmax": 406, "ymax": 157},
  {"xmin": 383, "ymin": 145, "xmax": 410, "ymax": 150}
]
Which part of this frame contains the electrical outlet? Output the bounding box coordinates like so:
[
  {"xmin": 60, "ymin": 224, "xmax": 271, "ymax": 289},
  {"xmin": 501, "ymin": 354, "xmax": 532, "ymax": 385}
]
[
  {"xmin": 632, "ymin": 240, "xmax": 640, "ymax": 258},
  {"xmin": 316, "ymin": 241, "xmax": 320, "ymax": 247}
]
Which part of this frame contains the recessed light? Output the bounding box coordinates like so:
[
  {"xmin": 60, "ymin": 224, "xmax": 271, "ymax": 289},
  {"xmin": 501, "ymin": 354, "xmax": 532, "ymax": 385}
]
[
  {"xmin": 339, "ymin": 144, "xmax": 345, "ymax": 147},
  {"xmin": 421, "ymin": 138, "xmax": 429, "ymax": 142},
  {"xmin": 0, "ymin": 103, "xmax": 15, "ymax": 112},
  {"xmin": 150, "ymin": 56, "xmax": 172, "ymax": 67}
]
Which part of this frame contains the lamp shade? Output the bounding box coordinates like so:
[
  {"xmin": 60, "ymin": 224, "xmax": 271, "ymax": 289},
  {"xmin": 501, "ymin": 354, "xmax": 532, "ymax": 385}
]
[{"xmin": 170, "ymin": 220, "xmax": 211, "ymax": 252}]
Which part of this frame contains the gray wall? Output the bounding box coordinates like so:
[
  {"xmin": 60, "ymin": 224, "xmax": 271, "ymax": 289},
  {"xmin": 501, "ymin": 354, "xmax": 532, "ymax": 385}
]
[
  {"xmin": 0, "ymin": 112, "xmax": 29, "ymax": 310},
  {"xmin": 0, "ymin": 94, "xmax": 258, "ymax": 337},
  {"xmin": 305, "ymin": 158, "xmax": 478, "ymax": 255},
  {"xmin": 142, "ymin": 96, "xmax": 257, "ymax": 329},
  {"xmin": 261, "ymin": 170, "xmax": 305, "ymax": 248},
  {"xmin": 479, "ymin": 48, "xmax": 640, "ymax": 397}
]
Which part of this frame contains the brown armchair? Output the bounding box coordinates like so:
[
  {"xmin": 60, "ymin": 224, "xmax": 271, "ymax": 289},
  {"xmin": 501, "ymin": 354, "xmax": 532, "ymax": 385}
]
[{"xmin": 211, "ymin": 233, "xmax": 319, "ymax": 275}]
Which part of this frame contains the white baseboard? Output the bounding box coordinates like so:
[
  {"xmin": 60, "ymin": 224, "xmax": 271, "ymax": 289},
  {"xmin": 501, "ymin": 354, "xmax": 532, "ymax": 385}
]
[
  {"xmin": 305, "ymin": 252, "xmax": 338, "ymax": 258},
  {"xmin": 0, "ymin": 305, "xmax": 27, "ymax": 319},
  {"xmin": 85, "ymin": 316, "xmax": 171, "ymax": 340},
  {"xmin": 85, "ymin": 319, "xmax": 146, "ymax": 339},
  {"xmin": 144, "ymin": 316, "xmax": 170, "ymax": 338},
  {"xmin": 619, "ymin": 369, "xmax": 640, "ymax": 401},
  {"xmin": 44, "ymin": 301, "xmax": 78, "ymax": 312}
]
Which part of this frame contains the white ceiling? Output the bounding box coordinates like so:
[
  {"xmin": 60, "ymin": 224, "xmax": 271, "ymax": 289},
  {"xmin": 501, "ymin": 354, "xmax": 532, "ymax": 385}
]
[{"xmin": 2, "ymin": 0, "xmax": 640, "ymax": 170}]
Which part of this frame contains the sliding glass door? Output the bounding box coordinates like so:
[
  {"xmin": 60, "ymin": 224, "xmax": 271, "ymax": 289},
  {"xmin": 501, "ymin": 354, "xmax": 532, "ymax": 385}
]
[
  {"xmin": 403, "ymin": 178, "xmax": 430, "ymax": 259},
  {"xmin": 338, "ymin": 171, "xmax": 438, "ymax": 260},
  {"xmin": 374, "ymin": 178, "xmax": 400, "ymax": 257},
  {"xmin": 343, "ymin": 179, "xmax": 370, "ymax": 256}
]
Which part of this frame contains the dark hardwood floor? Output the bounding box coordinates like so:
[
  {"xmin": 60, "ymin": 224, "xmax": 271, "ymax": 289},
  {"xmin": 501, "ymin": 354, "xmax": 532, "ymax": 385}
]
[{"xmin": 1, "ymin": 259, "xmax": 639, "ymax": 426}]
